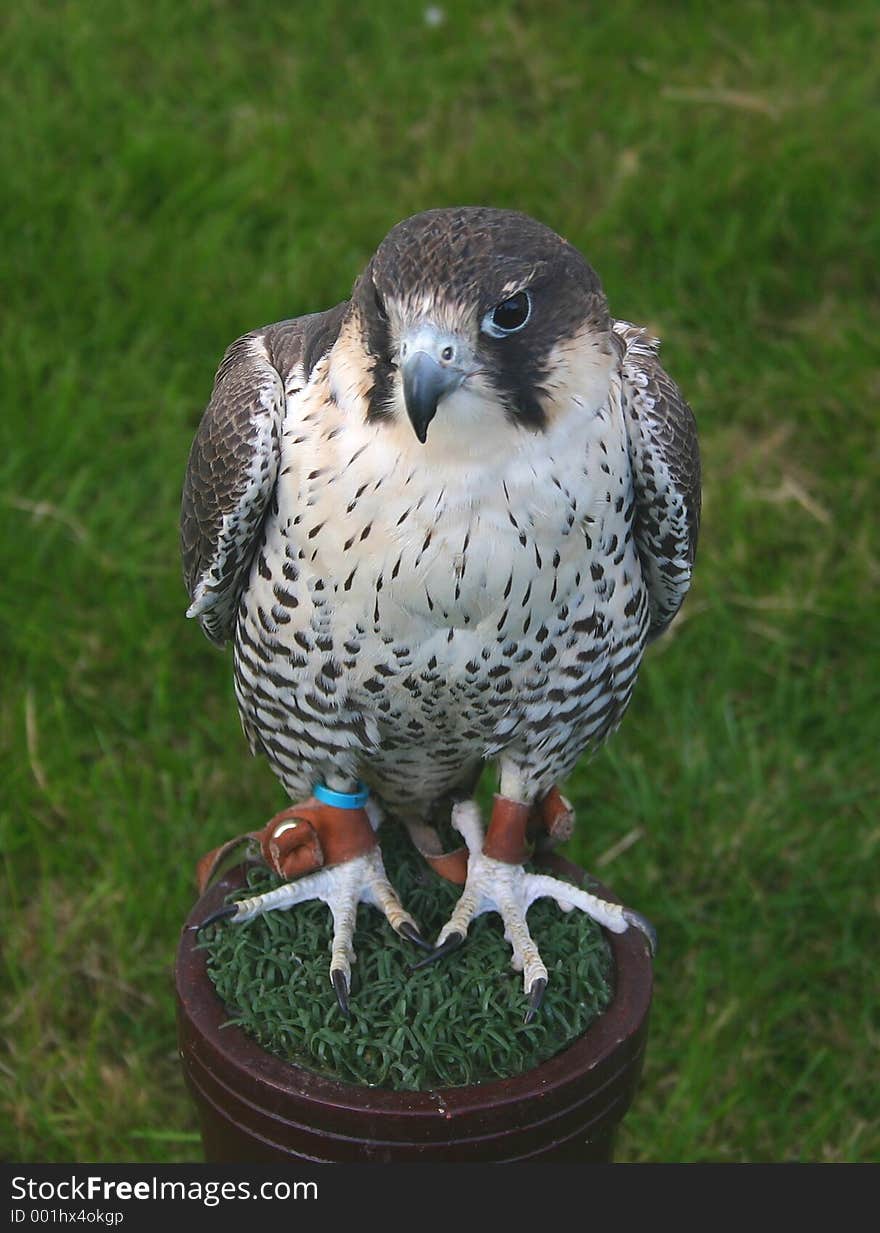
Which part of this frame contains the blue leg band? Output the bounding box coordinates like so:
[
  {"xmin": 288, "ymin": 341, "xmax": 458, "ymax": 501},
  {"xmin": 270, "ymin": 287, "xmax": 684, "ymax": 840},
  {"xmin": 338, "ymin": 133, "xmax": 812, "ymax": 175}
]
[{"xmin": 313, "ymin": 782, "xmax": 370, "ymax": 809}]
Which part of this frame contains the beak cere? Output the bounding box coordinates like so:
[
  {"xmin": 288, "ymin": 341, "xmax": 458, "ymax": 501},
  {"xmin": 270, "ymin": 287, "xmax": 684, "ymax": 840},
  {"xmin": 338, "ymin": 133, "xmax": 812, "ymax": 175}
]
[{"xmin": 400, "ymin": 326, "xmax": 468, "ymax": 443}]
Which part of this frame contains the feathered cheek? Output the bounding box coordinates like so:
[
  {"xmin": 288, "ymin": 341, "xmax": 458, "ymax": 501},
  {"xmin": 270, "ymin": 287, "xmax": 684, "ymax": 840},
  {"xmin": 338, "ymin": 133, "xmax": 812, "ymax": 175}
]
[
  {"xmin": 445, "ymin": 370, "xmax": 511, "ymax": 426},
  {"xmin": 327, "ymin": 334, "xmax": 374, "ymax": 412},
  {"xmin": 539, "ymin": 336, "xmax": 614, "ymax": 422}
]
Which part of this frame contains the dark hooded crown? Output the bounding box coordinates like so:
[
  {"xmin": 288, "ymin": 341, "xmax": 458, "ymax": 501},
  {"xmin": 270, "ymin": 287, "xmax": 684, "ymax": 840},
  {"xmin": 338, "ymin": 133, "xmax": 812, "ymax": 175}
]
[
  {"xmin": 353, "ymin": 207, "xmax": 611, "ymax": 431},
  {"xmin": 372, "ymin": 208, "xmax": 604, "ymax": 317}
]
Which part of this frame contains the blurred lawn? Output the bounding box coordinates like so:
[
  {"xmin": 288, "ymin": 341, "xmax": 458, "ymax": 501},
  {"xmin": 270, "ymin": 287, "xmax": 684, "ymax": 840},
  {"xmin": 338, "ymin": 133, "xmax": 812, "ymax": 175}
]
[{"xmin": 1, "ymin": 0, "xmax": 877, "ymax": 1162}]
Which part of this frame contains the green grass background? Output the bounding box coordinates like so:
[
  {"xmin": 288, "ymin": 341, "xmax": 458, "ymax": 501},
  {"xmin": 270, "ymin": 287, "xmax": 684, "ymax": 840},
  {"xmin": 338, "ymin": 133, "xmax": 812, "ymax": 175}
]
[{"xmin": 2, "ymin": 0, "xmax": 877, "ymax": 1162}]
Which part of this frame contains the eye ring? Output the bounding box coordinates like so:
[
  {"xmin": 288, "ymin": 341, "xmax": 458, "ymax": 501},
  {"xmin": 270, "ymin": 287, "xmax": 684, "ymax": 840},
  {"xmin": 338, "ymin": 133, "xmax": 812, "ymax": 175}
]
[{"xmin": 482, "ymin": 290, "xmax": 532, "ymax": 338}]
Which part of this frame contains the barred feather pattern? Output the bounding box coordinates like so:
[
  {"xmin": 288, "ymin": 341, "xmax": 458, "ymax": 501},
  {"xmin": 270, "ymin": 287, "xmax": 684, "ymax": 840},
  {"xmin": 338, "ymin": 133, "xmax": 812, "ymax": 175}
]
[
  {"xmin": 182, "ymin": 311, "xmax": 699, "ymax": 828},
  {"xmin": 180, "ymin": 312, "xmax": 341, "ymax": 646},
  {"xmin": 613, "ymin": 320, "xmax": 701, "ymax": 639},
  {"xmin": 235, "ymin": 344, "xmax": 639, "ymax": 820},
  {"xmin": 180, "ymin": 333, "xmax": 287, "ymax": 646}
]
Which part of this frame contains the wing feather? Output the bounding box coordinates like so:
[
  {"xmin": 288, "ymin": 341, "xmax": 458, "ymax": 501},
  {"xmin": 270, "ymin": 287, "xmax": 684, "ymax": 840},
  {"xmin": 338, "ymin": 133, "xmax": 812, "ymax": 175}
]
[
  {"xmin": 180, "ymin": 306, "xmax": 347, "ymax": 647},
  {"xmin": 614, "ymin": 320, "xmax": 701, "ymax": 639}
]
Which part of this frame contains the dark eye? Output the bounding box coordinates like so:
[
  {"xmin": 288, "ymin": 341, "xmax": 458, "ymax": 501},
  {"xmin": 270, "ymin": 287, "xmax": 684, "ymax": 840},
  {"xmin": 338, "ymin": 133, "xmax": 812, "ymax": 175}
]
[{"xmin": 482, "ymin": 290, "xmax": 532, "ymax": 338}]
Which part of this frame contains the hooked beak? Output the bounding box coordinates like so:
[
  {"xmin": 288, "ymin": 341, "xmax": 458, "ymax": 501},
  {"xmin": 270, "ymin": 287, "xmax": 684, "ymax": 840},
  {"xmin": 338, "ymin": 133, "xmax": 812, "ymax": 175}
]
[{"xmin": 400, "ymin": 325, "xmax": 469, "ymax": 443}]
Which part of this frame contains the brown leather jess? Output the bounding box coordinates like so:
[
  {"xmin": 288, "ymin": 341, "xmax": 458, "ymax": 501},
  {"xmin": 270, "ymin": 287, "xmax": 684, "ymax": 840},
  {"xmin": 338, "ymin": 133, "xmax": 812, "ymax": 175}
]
[
  {"xmin": 416, "ymin": 786, "xmax": 576, "ymax": 881},
  {"xmin": 483, "ymin": 796, "xmax": 532, "ymax": 864},
  {"xmin": 196, "ymin": 786, "xmax": 575, "ymax": 893},
  {"xmin": 483, "ymin": 787, "xmax": 576, "ymax": 864},
  {"xmin": 196, "ymin": 797, "xmax": 376, "ymax": 893}
]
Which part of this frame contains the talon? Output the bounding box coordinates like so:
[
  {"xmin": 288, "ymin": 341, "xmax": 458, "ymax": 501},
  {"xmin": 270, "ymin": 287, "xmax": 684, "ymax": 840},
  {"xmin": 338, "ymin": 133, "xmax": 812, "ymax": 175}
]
[
  {"xmin": 195, "ymin": 843, "xmax": 418, "ymax": 1010},
  {"xmin": 425, "ymin": 797, "xmax": 651, "ymax": 1009},
  {"xmin": 191, "ymin": 904, "xmax": 239, "ymax": 931},
  {"xmin": 331, "ymin": 968, "xmax": 351, "ymax": 1018},
  {"xmin": 623, "ymin": 907, "xmax": 658, "ymax": 957},
  {"xmin": 411, "ymin": 930, "xmax": 465, "ymax": 970},
  {"xmin": 523, "ymin": 976, "xmax": 547, "ymax": 1025},
  {"xmin": 396, "ymin": 921, "xmax": 432, "ymax": 951}
]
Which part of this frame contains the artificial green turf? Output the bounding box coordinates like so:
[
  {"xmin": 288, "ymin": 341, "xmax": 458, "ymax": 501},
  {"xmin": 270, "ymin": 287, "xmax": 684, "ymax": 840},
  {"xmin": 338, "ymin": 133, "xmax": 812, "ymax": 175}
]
[
  {"xmin": 2, "ymin": 1, "xmax": 877, "ymax": 1163},
  {"xmin": 200, "ymin": 833, "xmax": 613, "ymax": 1090}
]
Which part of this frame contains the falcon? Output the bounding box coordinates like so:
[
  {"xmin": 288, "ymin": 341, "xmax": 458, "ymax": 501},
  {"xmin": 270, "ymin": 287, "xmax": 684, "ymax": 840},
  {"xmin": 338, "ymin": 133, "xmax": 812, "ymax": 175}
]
[{"xmin": 181, "ymin": 207, "xmax": 700, "ymax": 1021}]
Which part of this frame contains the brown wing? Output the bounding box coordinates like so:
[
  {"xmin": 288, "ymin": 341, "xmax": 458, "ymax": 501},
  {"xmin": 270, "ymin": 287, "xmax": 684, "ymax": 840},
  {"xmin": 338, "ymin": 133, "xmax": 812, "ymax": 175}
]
[
  {"xmin": 180, "ymin": 306, "xmax": 347, "ymax": 646},
  {"xmin": 614, "ymin": 321, "xmax": 701, "ymax": 639}
]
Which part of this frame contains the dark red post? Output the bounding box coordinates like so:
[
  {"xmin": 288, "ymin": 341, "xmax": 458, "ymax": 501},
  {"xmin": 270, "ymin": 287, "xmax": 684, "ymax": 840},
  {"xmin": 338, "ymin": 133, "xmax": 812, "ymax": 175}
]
[{"xmin": 175, "ymin": 857, "xmax": 652, "ymax": 1163}]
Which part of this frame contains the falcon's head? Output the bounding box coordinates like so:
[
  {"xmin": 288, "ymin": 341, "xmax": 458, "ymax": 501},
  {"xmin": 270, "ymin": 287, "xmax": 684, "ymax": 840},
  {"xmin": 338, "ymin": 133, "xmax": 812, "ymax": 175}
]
[{"xmin": 332, "ymin": 208, "xmax": 614, "ymax": 454}]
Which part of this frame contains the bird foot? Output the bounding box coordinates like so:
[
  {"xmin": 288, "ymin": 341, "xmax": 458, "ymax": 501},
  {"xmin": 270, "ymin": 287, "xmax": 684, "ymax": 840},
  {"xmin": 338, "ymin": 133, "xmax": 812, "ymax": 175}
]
[
  {"xmin": 422, "ymin": 797, "xmax": 655, "ymax": 1022},
  {"xmin": 195, "ymin": 794, "xmax": 426, "ymax": 1016}
]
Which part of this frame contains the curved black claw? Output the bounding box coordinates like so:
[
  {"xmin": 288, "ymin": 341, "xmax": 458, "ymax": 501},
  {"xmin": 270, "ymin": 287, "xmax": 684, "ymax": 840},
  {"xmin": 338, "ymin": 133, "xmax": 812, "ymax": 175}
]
[
  {"xmin": 190, "ymin": 904, "xmax": 239, "ymax": 932},
  {"xmin": 411, "ymin": 931, "xmax": 465, "ymax": 971},
  {"xmin": 523, "ymin": 977, "xmax": 547, "ymax": 1026},
  {"xmin": 623, "ymin": 908, "xmax": 658, "ymax": 958},
  {"xmin": 396, "ymin": 921, "xmax": 433, "ymax": 952},
  {"xmin": 331, "ymin": 969, "xmax": 351, "ymax": 1018}
]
